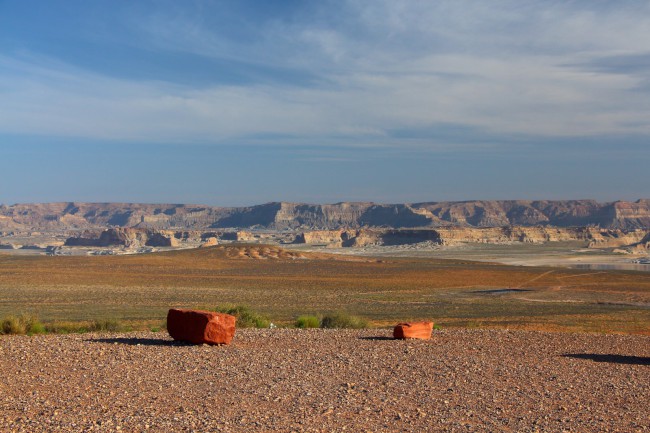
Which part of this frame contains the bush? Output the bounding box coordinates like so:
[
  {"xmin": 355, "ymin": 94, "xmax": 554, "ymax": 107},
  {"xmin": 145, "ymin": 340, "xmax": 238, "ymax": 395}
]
[
  {"xmin": 320, "ymin": 312, "xmax": 368, "ymax": 329},
  {"xmin": 28, "ymin": 320, "xmax": 47, "ymax": 335},
  {"xmin": 45, "ymin": 322, "xmax": 83, "ymax": 334},
  {"xmin": 215, "ymin": 305, "xmax": 270, "ymax": 328},
  {"xmin": 89, "ymin": 319, "xmax": 123, "ymax": 333},
  {"xmin": 295, "ymin": 315, "xmax": 320, "ymax": 329},
  {"xmin": 1, "ymin": 314, "xmax": 46, "ymax": 335},
  {"xmin": 1, "ymin": 315, "xmax": 25, "ymax": 335}
]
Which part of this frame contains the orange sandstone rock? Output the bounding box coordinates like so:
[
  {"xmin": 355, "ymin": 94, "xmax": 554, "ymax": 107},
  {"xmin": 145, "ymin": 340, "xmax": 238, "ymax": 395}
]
[
  {"xmin": 167, "ymin": 309, "xmax": 236, "ymax": 345},
  {"xmin": 393, "ymin": 322, "xmax": 434, "ymax": 340}
]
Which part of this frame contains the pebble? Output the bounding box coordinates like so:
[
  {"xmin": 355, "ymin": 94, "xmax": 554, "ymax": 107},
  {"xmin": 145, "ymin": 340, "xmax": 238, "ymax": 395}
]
[{"xmin": 0, "ymin": 329, "xmax": 648, "ymax": 432}]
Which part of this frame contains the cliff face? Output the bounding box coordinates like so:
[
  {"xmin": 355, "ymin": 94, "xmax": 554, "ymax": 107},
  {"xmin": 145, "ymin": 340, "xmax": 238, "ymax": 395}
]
[
  {"xmin": 0, "ymin": 203, "xmax": 231, "ymax": 231},
  {"xmin": 293, "ymin": 227, "xmax": 650, "ymax": 248},
  {"xmin": 609, "ymin": 200, "xmax": 650, "ymax": 229},
  {"xmin": 64, "ymin": 228, "xmax": 180, "ymax": 248},
  {"xmin": 1, "ymin": 199, "xmax": 649, "ymax": 231}
]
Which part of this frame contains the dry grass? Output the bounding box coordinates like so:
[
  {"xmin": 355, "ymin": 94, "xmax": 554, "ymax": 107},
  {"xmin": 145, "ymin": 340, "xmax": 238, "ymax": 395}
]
[
  {"xmin": 0, "ymin": 313, "xmax": 45, "ymax": 335},
  {"xmin": 0, "ymin": 245, "xmax": 648, "ymax": 334}
]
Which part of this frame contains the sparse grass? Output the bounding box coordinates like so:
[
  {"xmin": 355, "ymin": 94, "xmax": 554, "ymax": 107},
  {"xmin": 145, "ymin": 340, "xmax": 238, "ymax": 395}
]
[
  {"xmin": 41, "ymin": 319, "xmax": 158, "ymax": 334},
  {"xmin": 1, "ymin": 316, "xmax": 24, "ymax": 335},
  {"xmin": 0, "ymin": 246, "xmax": 649, "ymax": 334},
  {"xmin": 215, "ymin": 304, "xmax": 270, "ymax": 328},
  {"xmin": 320, "ymin": 312, "xmax": 368, "ymax": 329},
  {"xmin": 0, "ymin": 317, "xmax": 128, "ymax": 335},
  {"xmin": 44, "ymin": 321, "xmax": 89, "ymax": 334},
  {"xmin": 466, "ymin": 320, "xmax": 484, "ymax": 329},
  {"xmin": 295, "ymin": 315, "xmax": 320, "ymax": 329},
  {"xmin": 89, "ymin": 319, "xmax": 125, "ymax": 333},
  {"xmin": 29, "ymin": 320, "xmax": 47, "ymax": 335},
  {"xmin": 0, "ymin": 314, "xmax": 46, "ymax": 335}
]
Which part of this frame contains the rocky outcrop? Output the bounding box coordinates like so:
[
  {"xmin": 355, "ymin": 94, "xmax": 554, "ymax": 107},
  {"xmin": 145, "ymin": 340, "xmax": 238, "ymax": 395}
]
[
  {"xmin": 2, "ymin": 199, "xmax": 650, "ymax": 231},
  {"xmin": 434, "ymin": 226, "xmax": 595, "ymax": 245},
  {"xmin": 622, "ymin": 231, "xmax": 650, "ymax": 253},
  {"xmin": 145, "ymin": 232, "xmax": 179, "ymax": 247},
  {"xmin": 393, "ymin": 322, "xmax": 434, "ymax": 340},
  {"xmin": 63, "ymin": 226, "xmax": 649, "ymax": 250},
  {"xmin": 293, "ymin": 227, "xmax": 650, "ymax": 248},
  {"xmin": 166, "ymin": 309, "xmax": 236, "ymax": 345},
  {"xmin": 64, "ymin": 228, "xmax": 178, "ymax": 248},
  {"xmin": 200, "ymin": 237, "xmax": 219, "ymax": 247},
  {"xmin": 224, "ymin": 245, "xmax": 307, "ymax": 260},
  {"xmin": 0, "ymin": 203, "xmax": 231, "ymax": 231},
  {"xmin": 294, "ymin": 230, "xmax": 358, "ymax": 246},
  {"xmin": 608, "ymin": 200, "xmax": 650, "ymax": 229},
  {"xmin": 641, "ymin": 232, "xmax": 650, "ymax": 245},
  {"xmin": 235, "ymin": 231, "xmax": 258, "ymax": 242},
  {"xmin": 349, "ymin": 229, "xmax": 443, "ymax": 247},
  {"xmin": 586, "ymin": 230, "xmax": 648, "ymax": 248}
]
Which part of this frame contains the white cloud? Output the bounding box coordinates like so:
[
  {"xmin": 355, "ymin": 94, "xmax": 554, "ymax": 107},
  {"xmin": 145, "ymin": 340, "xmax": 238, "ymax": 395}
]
[{"xmin": 1, "ymin": 1, "xmax": 650, "ymax": 146}]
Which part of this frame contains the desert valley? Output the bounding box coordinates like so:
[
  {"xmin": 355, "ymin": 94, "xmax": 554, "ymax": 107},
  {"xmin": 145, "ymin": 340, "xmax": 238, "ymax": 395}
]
[{"xmin": 1, "ymin": 200, "xmax": 650, "ymax": 432}]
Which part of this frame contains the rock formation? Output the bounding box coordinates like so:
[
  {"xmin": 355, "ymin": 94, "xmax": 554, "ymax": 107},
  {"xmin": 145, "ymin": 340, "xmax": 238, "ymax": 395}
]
[
  {"xmin": 145, "ymin": 232, "xmax": 179, "ymax": 247},
  {"xmin": 64, "ymin": 228, "xmax": 178, "ymax": 248},
  {"xmin": 166, "ymin": 309, "xmax": 236, "ymax": 345},
  {"xmin": 200, "ymin": 237, "xmax": 219, "ymax": 247},
  {"xmin": 2, "ymin": 199, "xmax": 650, "ymax": 231},
  {"xmin": 586, "ymin": 229, "xmax": 648, "ymax": 248},
  {"xmin": 393, "ymin": 322, "xmax": 434, "ymax": 340},
  {"xmin": 292, "ymin": 227, "xmax": 642, "ymax": 248}
]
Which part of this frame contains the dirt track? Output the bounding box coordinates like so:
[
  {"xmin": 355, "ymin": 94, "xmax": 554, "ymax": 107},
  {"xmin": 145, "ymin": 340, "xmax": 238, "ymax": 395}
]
[{"xmin": 1, "ymin": 329, "xmax": 649, "ymax": 432}]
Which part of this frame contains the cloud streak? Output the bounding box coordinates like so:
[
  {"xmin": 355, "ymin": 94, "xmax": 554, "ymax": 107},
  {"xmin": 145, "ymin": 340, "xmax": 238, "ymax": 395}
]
[{"xmin": 1, "ymin": 0, "xmax": 650, "ymax": 148}]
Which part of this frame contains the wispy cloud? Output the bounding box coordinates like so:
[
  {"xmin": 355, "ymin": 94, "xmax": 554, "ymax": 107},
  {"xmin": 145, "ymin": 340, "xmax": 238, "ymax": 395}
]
[{"xmin": 1, "ymin": 0, "xmax": 650, "ymax": 148}]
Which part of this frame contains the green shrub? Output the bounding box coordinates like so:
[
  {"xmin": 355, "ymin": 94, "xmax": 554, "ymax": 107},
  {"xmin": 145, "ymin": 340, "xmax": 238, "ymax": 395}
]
[
  {"xmin": 295, "ymin": 315, "xmax": 320, "ymax": 329},
  {"xmin": 215, "ymin": 304, "xmax": 270, "ymax": 328},
  {"xmin": 45, "ymin": 323, "xmax": 72, "ymax": 334},
  {"xmin": 27, "ymin": 320, "xmax": 46, "ymax": 335},
  {"xmin": 1, "ymin": 314, "xmax": 46, "ymax": 335},
  {"xmin": 44, "ymin": 322, "xmax": 88, "ymax": 334},
  {"xmin": 89, "ymin": 319, "xmax": 123, "ymax": 333},
  {"xmin": 320, "ymin": 312, "xmax": 368, "ymax": 329}
]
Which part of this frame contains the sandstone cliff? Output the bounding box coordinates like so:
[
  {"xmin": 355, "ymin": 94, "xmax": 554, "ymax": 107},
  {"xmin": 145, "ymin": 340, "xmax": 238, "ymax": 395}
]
[
  {"xmin": 2, "ymin": 199, "xmax": 649, "ymax": 231},
  {"xmin": 293, "ymin": 227, "xmax": 650, "ymax": 249},
  {"xmin": 65, "ymin": 228, "xmax": 180, "ymax": 248}
]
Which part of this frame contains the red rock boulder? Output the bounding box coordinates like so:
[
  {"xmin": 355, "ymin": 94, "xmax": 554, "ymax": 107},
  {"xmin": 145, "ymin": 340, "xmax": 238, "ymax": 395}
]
[
  {"xmin": 167, "ymin": 309, "xmax": 236, "ymax": 345},
  {"xmin": 393, "ymin": 321, "xmax": 434, "ymax": 340}
]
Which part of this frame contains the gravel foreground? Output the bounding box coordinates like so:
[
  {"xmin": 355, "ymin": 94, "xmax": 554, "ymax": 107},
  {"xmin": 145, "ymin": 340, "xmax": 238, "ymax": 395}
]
[{"xmin": 1, "ymin": 329, "xmax": 648, "ymax": 432}]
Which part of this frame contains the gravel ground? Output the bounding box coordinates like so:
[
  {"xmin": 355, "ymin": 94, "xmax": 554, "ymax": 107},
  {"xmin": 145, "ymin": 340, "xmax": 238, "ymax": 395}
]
[{"xmin": 1, "ymin": 329, "xmax": 648, "ymax": 432}]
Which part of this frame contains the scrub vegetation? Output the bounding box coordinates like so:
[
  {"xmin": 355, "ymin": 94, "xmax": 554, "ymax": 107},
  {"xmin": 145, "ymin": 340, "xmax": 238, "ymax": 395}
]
[{"xmin": 0, "ymin": 245, "xmax": 648, "ymax": 334}]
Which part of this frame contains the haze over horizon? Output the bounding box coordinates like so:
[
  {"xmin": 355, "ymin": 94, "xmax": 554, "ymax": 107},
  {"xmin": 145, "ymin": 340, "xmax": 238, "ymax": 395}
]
[
  {"xmin": 1, "ymin": 1, "xmax": 649, "ymax": 206},
  {"xmin": 2, "ymin": 197, "xmax": 650, "ymax": 209}
]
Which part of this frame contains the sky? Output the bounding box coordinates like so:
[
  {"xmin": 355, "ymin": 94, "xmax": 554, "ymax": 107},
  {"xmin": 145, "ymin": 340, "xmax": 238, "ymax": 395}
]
[{"xmin": 0, "ymin": 0, "xmax": 649, "ymax": 206}]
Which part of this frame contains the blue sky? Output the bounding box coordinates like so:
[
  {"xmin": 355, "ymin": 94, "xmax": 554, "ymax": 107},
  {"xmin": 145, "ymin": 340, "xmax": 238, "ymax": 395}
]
[{"xmin": 1, "ymin": 0, "xmax": 648, "ymax": 206}]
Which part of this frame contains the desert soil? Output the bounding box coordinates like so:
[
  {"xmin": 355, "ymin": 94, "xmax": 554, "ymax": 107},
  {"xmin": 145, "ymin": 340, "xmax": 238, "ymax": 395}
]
[
  {"xmin": 289, "ymin": 243, "xmax": 650, "ymax": 273},
  {"xmin": 1, "ymin": 329, "xmax": 649, "ymax": 432}
]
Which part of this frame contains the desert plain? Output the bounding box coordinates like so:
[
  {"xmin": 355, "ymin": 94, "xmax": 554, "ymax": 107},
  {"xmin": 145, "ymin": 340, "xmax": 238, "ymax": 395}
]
[
  {"xmin": 1, "ymin": 243, "xmax": 650, "ymax": 431},
  {"xmin": 1, "ymin": 244, "xmax": 649, "ymax": 333},
  {"xmin": 2, "ymin": 328, "xmax": 649, "ymax": 432}
]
